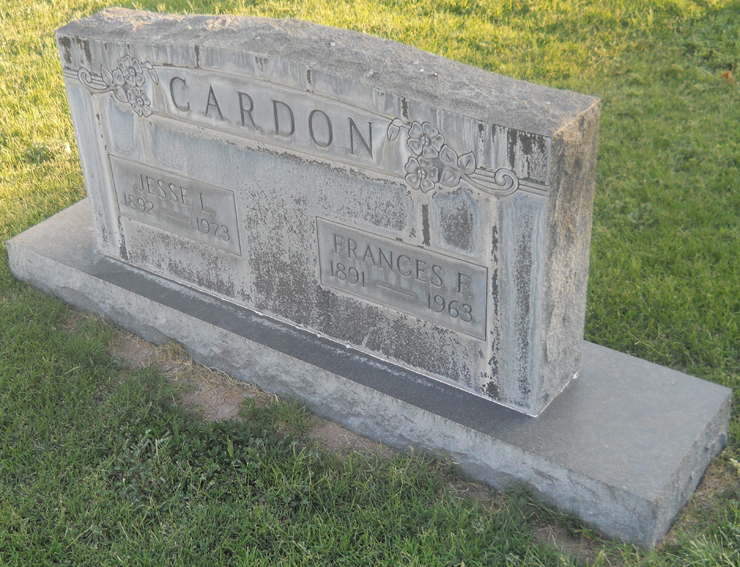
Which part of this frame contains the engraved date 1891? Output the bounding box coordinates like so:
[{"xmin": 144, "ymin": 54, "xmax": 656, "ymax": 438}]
[{"xmin": 328, "ymin": 260, "xmax": 366, "ymax": 287}]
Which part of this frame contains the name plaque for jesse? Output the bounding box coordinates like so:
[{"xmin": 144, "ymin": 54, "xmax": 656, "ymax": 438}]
[
  {"xmin": 109, "ymin": 156, "xmax": 241, "ymax": 256},
  {"xmin": 317, "ymin": 218, "xmax": 488, "ymax": 339}
]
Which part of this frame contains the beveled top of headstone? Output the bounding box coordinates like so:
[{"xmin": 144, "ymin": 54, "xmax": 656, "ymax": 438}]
[{"xmin": 57, "ymin": 8, "xmax": 597, "ymax": 136}]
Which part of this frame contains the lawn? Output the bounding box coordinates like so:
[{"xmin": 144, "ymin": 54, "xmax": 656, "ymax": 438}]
[{"xmin": 1, "ymin": 0, "xmax": 739, "ymax": 565}]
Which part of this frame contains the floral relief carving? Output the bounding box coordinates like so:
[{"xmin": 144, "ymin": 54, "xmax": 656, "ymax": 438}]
[
  {"xmin": 78, "ymin": 56, "xmax": 159, "ymax": 117},
  {"xmin": 387, "ymin": 118, "xmax": 519, "ymax": 196}
]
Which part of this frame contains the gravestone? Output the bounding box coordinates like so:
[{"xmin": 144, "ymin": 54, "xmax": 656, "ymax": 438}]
[
  {"xmin": 7, "ymin": 8, "xmax": 731, "ymax": 547},
  {"xmin": 55, "ymin": 8, "xmax": 600, "ymax": 418}
]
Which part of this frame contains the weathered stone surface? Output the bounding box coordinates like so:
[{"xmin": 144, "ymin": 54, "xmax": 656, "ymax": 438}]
[
  {"xmin": 55, "ymin": 8, "xmax": 600, "ymax": 415},
  {"xmin": 7, "ymin": 200, "xmax": 732, "ymax": 547}
]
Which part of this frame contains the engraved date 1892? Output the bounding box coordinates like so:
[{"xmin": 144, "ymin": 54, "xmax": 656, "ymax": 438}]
[{"xmin": 123, "ymin": 192, "xmax": 154, "ymax": 214}]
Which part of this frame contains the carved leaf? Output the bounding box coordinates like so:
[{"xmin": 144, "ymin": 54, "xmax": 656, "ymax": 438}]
[
  {"xmin": 387, "ymin": 118, "xmax": 403, "ymax": 141},
  {"xmin": 440, "ymin": 167, "xmax": 461, "ymax": 187},
  {"xmin": 439, "ymin": 145, "xmax": 458, "ymax": 168},
  {"xmin": 147, "ymin": 67, "xmax": 159, "ymax": 85},
  {"xmin": 113, "ymin": 86, "xmax": 128, "ymax": 103},
  {"xmin": 457, "ymin": 152, "xmax": 476, "ymax": 175},
  {"xmin": 101, "ymin": 65, "xmax": 113, "ymax": 86}
]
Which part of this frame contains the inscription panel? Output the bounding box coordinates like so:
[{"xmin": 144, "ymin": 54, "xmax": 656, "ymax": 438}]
[
  {"xmin": 317, "ymin": 218, "xmax": 487, "ymax": 339},
  {"xmin": 110, "ymin": 156, "xmax": 241, "ymax": 255},
  {"xmin": 158, "ymin": 68, "xmax": 385, "ymax": 172}
]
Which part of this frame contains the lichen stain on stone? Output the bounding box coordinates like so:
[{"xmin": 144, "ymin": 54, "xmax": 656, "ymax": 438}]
[
  {"xmin": 507, "ymin": 129, "xmax": 550, "ymax": 184},
  {"xmin": 75, "ymin": 37, "xmax": 91, "ymax": 65},
  {"xmin": 382, "ymin": 317, "xmax": 474, "ymax": 387},
  {"xmin": 362, "ymin": 197, "xmax": 407, "ymax": 232},
  {"xmin": 513, "ymin": 214, "xmax": 533, "ymax": 403},
  {"xmin": 251, "ymin": 250, "xmax": 315, "ymax": 325},
  {"xmin": 313, "ymin": 284, "xmax": 342, "ymax": 329},
  {"xmin": 245, "ymin": 192, "xmax": 315, "ymax": 325},
  {"xmin": 315, "ymin": 291, "xmax": 474, "ymax": 388},
  {"xmin": 118, "ymin": 237, "xmax": 128, "ymax": 262},
  {"xmin": 167, "ymin": 253, "xmax": 235, "ymax": 298},
  {"xmin": 238, "ymin": 286, "xmax": 252, "ymax": 304},
  {"xmin": 59, "ymin": 36, "xmax": 72, "ymax": 64},
  {"xmin": 253, "ymin": 146, "xmax": 409, "ymax": 234},
  {"xmin": 421, "ymin": 203, "xmax": 430, "ymax": 246},
  {"xmin": 128, "ymin": 230, "xmax": 236, "ymax": 298},
  {"xmin": 437, "ymin": 190, "xmax": 474, "ymax": 252},
  {"xmin": 490, "ymin": 225, "xmax": 499, "ymax": 318},
  {"xmin": 484, "ymin": 380, "xmax": 499, "ymax": 399}
]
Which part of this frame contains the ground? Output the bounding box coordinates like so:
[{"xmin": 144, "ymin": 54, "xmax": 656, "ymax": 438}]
[{"xmin": 106, "ymin": 322, "xmax": 702, "ymax": 564}]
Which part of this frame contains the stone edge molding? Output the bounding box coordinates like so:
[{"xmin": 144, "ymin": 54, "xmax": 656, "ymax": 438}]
[
  {"xmin": 75, "ymin": 52, "xmax": 521, "ymax": 197},
  {"xmin": 7, "ymin": 200, "xmax": 732, "ymax": 548}
]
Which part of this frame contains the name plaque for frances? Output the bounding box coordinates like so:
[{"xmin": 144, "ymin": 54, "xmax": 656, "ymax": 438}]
[
  {"xmin": 110, "ymin": 155, "xmax": 241, "ymax": 256},
  {"xmin": 317, "ymin": 218, "xmax": 488, "ymax": 339}
]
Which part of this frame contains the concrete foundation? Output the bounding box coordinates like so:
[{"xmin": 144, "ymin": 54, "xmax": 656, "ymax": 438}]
[{"xmin": 7, "ymin": 199, "xmax": 732, "ymax": 548}]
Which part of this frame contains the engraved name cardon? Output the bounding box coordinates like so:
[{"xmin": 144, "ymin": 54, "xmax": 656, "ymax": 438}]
[
  {"xmin": 157, "ymin": 67, "xmax": 380, "ymax": 171},
  {"xmin": 109, "ymin": 156, "xmax": 241, "ymax": 255},
  {"xmin": 317, "ymin": 219, "xmax": 487, "ymax": 339}
]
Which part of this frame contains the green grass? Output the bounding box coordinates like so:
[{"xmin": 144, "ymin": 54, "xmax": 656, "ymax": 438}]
[{"xmin": 1, "ymin": 0, "xmax": 739, "ymax": 564}]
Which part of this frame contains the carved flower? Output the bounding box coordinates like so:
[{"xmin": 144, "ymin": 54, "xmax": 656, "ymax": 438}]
[
  {"xmin": 407, "ymin": 121, "xmax": 445, "ymax": 159},
  {"xmin": 118, "ymin": 55, "xmax": 146, "ymax": 87},
  {"xmin": 405, "ymin": 156, "xmax": 439, "ymax": 193},
  {"xmin": 127, "ymin": 87, "xmax": 152, "ymax": 117}
]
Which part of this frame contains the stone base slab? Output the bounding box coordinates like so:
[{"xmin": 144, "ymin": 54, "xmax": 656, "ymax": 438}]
[{"xmin": 7, "ymin": 200, "xmax": 732, "ymax": 548}]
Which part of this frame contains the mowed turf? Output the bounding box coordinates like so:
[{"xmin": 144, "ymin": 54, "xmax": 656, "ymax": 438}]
[{"xmin": 1, "ymin": 0, "xmax": 739, "ymax": 565}]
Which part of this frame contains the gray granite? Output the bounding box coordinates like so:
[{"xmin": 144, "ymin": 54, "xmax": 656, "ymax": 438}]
[
  {"xmin": 7, "ymin": 200, "xmax": 732, "ymax": 547},
  {"xmin": 55, "ymin": 9, "xmax": 600, "ymax": 415}
]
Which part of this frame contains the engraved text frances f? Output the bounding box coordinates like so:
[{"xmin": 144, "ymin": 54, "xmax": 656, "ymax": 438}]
[
  {"xmin": 329, "ymin": 233, "xmax": 475, "ymax": 324},
  {"xmin": 317, "ymin": 219, "xmax": 487, "ymax": 339}
]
